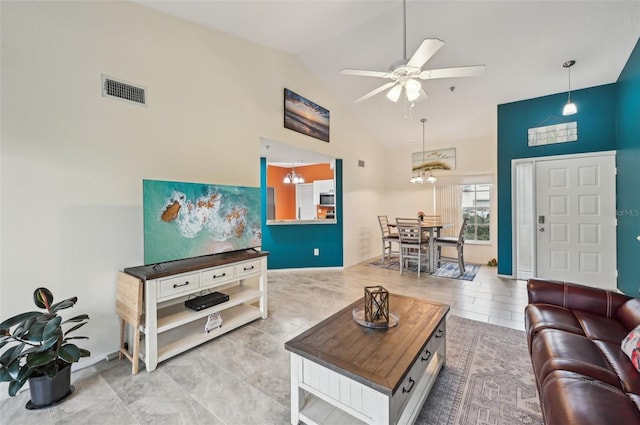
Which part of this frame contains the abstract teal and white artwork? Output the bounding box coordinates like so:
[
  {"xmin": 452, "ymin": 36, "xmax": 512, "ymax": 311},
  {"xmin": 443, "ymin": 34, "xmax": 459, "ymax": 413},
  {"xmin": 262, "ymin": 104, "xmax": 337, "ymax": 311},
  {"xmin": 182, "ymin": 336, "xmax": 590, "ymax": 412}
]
[{"xmin": 143, "ymin": 179, "xmax": 262, "ymax": 265}]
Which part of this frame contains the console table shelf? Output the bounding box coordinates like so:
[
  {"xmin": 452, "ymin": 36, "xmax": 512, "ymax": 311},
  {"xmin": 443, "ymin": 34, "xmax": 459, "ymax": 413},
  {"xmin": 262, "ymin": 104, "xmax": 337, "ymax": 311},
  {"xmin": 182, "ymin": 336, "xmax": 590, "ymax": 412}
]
[
  {"xmin": 143, "ymin": 304, "xmax": 264, "ymax": 363},
  {"xmin": 123, "ymin": 249, "xmax": 268, "ymax": 372},
  {"xmin": 154, "ymin": 286, "xmax": 262, "ymax": 333}
]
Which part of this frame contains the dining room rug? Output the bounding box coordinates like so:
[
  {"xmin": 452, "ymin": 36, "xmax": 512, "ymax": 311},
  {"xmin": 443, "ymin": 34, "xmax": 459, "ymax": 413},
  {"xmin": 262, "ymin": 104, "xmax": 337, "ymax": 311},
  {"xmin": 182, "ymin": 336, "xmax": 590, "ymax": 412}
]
[
  {"xmin": 416, "ymin": 316, "xmax": 543, "ymax": 425},
  {"xmin": 368, "ymin": 258, "xmax": 480, "ymax": 281}
]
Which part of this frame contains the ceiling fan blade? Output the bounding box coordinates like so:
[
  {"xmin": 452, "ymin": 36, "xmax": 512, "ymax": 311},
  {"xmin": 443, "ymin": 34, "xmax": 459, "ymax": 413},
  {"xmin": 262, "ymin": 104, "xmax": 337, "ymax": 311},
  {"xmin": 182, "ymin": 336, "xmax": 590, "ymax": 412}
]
[
  {"xmin": 419, "ymin": 65, "xmax": 486, "ymax": 80},
  {"xmin": 406, "ymin": 39, "xmax": 445, "ymax": 69},
  {"xmin": 340, "ymin": 69, "xmax": 392, "ymax": 78},
  {"xmin": 354, "ymin": 82, "xmax": 397, "ymax": 103}
]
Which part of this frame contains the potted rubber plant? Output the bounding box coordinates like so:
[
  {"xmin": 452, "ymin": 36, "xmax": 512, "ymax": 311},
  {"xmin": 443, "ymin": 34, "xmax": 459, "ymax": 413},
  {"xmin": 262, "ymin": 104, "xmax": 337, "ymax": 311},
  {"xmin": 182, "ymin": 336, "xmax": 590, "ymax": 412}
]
[{"xmin": 0, "ymin": 287, "xmax": 90, "ymax": 408}]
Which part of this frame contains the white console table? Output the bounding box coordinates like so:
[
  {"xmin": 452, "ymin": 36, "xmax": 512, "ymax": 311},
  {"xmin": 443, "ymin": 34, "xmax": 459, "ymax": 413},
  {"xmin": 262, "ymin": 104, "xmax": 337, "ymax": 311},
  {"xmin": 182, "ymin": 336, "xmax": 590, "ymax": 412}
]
[{"xmin": 123, "ymin": 249, "xmax": 268, "ymax": 372}]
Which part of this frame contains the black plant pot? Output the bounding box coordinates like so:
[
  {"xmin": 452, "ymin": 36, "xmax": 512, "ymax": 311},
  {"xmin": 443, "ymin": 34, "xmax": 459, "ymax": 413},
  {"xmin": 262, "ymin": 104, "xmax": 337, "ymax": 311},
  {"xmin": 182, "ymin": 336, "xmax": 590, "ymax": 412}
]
[{"xmin": 26, "ymin": 364, "xmax": 74, "ymax": 410}]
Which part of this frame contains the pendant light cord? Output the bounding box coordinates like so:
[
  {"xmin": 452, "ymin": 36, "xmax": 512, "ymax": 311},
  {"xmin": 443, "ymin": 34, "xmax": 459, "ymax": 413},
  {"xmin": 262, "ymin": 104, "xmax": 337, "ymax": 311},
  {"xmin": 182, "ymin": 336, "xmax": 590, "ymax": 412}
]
[{"xmin": 567, "ymin": 65, "xmax": 572, "ymax": 102}]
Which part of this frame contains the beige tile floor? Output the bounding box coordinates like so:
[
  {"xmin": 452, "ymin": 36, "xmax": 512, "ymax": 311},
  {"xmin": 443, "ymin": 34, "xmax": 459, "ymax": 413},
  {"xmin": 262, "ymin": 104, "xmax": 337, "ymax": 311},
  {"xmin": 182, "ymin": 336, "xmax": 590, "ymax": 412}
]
[{"xmin": 1, "ymin": 260, "xmax": 528, "ymax": 425}]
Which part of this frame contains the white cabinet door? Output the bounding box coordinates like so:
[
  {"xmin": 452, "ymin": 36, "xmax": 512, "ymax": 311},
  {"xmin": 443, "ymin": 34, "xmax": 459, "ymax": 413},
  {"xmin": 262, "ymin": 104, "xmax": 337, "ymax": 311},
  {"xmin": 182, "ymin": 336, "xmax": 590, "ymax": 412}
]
[
  {"xmin": 296, "ymin": 183, "xmax": 315, "ymax": 220},
  {"xmin": 312, "ymin": 179, "xmax": 334, "ymax": 204}
]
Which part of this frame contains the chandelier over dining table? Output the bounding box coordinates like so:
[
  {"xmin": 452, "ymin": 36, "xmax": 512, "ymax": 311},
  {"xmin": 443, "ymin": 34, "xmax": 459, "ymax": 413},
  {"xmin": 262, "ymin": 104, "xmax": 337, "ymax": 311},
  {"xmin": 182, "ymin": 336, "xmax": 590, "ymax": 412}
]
[{"xmin": 410, "ymin": 118, "xmax": 437, "ymax": 184}]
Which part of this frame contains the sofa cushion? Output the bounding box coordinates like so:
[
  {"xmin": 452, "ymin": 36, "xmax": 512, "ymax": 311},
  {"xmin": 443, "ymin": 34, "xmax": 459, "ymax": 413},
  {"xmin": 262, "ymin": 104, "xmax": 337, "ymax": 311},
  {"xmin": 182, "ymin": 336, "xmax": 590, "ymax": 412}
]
[
  {"xmin": 618, "ymin": 298, "xmax": 640, "ymax": 331},
  {"xmin": 574, "ymin": 309, "xmax": 631, "ymax": 343},
  {"xmin": 622, "ymin": 324, "xmax": 640, "ymax": 373},
  {"xmin": 595, "ymin": 340, "xmax": 640, "ymax": 394},
  {"xmin": 525, "ymin": 304, "xmax": 585, "ymax": 350},
  {"xmin": 532, "ymin": 329, "xmax": 621, "ymax": 389},
  {"xmin": 541, "ymin": 370, "xmax": 640, "ymax": 425}
]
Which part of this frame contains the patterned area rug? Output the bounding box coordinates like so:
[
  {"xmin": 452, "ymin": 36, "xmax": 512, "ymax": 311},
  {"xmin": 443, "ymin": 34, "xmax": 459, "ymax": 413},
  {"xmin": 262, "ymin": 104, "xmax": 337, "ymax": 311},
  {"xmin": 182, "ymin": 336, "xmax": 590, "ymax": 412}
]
[
  {"xmin": 368, "ymin": 257, "xmax": 480, "ymax": 281},
  {"xmin": 417, "ymin": 316, "xmax": 543, "ymax": 425}
]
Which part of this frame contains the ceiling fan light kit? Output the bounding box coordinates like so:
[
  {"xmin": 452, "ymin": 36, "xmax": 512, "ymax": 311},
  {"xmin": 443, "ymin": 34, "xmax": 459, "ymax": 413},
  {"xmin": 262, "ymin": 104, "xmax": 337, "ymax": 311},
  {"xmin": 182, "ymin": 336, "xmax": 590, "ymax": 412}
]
[
  {"xmin": 386, "ymin": 84, "xmax": 403, "ymax": 102},
  {"xmin": 562, "ymin": 60, "xmax": 577, "ymax": 116},
  {"xmin": 340, "ymin": 0, "xmax": 486, "ymax": 104}
]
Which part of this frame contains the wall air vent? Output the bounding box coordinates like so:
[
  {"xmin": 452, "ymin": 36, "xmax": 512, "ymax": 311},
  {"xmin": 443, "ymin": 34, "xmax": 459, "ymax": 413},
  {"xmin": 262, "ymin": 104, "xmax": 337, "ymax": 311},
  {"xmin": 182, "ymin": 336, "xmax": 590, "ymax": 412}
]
[{"xmin": 102, "ymin": 75, "xmax": 146, "ymax": 106}]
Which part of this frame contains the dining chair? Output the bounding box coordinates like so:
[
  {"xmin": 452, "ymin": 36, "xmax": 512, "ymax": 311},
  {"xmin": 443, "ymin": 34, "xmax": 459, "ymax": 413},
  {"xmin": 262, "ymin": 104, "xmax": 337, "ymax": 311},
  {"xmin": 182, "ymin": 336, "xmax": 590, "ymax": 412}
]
[
  {"xmin": 377, "ymin": 215, "xmax": 399, "ymax": 263},
  {"xmin": 396, "ymin": 217, "xmax": 429, "ymax": 277},
  {"xmin": 435, "ymin": 217, "xmax": 468, "ymax": 275}
]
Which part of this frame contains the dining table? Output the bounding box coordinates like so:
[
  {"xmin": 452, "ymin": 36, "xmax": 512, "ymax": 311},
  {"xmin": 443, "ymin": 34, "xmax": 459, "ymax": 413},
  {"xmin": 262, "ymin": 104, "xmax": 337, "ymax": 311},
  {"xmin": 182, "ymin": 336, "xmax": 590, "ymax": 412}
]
[{"xmin": 389, "ymin": 219, "xmax": 453, "ymax": 273}]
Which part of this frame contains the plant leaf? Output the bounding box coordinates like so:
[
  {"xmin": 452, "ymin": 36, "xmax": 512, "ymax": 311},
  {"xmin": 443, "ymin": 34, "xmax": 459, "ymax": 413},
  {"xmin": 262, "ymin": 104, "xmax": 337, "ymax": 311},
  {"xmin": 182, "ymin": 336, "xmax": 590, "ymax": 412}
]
[
  {"xmin": 8, "ymin": 378, "xmax": 28, "ymax": 397},
  {"xmin": 43, "ymin": 362, "xmax": 59, "ymax": 379},
  {"xmin": 63, "ymin": 336, "xmax": 89, "ymax": 341},
  {"xmin": 79, "ymin": 348, "xmax": 91, "ymax": 358},
  {"xmin": 64, "ymin": 321, "xmax": 87, "ymax": 336},
  {"xmin": 0, "ymin": 343, "xmax": 25, "ymax": 366},
  {"xmin": 50, "ymin": 297, "xmax": 78, "ymax": 314},
  {"xmin": 43, "ymin": 316, "xmax": 62, "ymax": 340},
  {"xmin": 62, "ymin": 314, "xmax": 90, "ymax": 324},
  {"xmin": 58, "ymin": 344, "xmax": 81, "ymax": 363},
  {"xmin": 38, "ymin": 335, "xmax": 60, "ymax": 352},
  {"xmin": 6, "ymin": 358, "xmax": 21, "ymax": 380},
  {"xmin": 0, "ymin": 311, "xmax": 41, "ymax": 331},
  {"xmin": 12, "ymin": 317, "xmax": 36, "ymax": 339},
  {"xmin": 0, "ymin": 366, "xmax": 12, "ymax": 382},
  {"xmin": 33, "ymin": 288, "xmax": 54, "ymax": 310},
  {"xmin": 26, "ymin": 350, "xmax": 57, "ymax": 367},
  {"xmin": 26, "ymin": 319, "xmax": 46, "ymax": 341},
  {"xmin": 16, "ymin": 364, "xmax": 33, "ymax": 381}
]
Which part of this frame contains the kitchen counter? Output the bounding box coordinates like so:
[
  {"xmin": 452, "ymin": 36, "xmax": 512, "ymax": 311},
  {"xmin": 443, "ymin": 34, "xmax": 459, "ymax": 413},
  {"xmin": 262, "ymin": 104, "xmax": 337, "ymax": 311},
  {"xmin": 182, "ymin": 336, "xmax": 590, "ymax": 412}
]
[{"xmin": 267, "ymin": 219, "xmax": 336, "ymax": 225}]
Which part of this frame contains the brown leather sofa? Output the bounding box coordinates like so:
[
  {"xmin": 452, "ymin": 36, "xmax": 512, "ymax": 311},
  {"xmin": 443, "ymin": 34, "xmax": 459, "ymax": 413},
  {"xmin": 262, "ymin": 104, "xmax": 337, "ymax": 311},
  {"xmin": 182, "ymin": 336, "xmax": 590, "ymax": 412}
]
[{"xmin": 525, "ymin": 278, "xmax": 640, "ymax": 425}]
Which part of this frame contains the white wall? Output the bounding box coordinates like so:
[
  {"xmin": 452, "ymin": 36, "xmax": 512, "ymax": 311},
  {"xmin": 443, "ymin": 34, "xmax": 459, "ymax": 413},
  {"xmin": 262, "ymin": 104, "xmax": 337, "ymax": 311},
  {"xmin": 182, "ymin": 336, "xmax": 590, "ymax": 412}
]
[{"xmin": 0, "ymin": 0, "xmax": 385, "ymax": 371}]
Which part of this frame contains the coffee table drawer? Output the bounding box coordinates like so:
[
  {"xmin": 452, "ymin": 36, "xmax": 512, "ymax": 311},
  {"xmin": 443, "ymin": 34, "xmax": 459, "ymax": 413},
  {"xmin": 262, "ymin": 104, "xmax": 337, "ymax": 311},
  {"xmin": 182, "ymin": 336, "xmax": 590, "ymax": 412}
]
[
  {"xmin": 391, "ymin": 320, "xmax": 446, "ymax": 420},
  {"xmin": 423, "ymin": 321, "xmax": 446, "ymax": 362},
  {"xmin": 392, "ymin": 350, "xmax": 430, "ymax": 419}
]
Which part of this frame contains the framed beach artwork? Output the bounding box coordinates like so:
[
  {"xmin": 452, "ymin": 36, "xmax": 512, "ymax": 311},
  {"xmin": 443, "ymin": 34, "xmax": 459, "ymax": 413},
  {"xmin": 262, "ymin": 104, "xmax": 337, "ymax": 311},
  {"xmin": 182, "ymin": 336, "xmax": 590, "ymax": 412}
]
[
  {"xmin": 411, "ymin": 148, "xmax": 456, "ymax": 172},
  {"xmin": 284, "ymin": 88, "xmax": 330, "ymax": 142}
]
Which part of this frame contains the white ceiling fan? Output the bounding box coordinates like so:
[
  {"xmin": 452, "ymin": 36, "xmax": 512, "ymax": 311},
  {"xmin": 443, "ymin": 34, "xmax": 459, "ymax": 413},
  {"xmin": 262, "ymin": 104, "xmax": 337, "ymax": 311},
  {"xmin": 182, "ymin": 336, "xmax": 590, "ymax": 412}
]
[{"xmin": 340, "ymin": 0, "xmax": 486, "ymax": 104}]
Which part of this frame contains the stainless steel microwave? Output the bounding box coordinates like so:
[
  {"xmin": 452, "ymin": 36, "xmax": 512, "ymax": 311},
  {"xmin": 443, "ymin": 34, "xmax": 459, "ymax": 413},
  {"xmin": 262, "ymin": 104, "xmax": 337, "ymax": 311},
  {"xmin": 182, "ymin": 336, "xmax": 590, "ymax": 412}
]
[{"xmin": 319, "ymin": 192, "xmax": 335, "ymax": 206}]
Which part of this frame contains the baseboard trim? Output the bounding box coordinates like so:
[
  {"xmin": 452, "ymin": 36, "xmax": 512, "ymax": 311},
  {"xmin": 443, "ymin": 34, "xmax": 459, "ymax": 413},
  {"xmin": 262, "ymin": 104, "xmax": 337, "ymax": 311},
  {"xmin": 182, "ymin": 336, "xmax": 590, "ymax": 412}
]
[{"xmin": 268, "ymin": 266, "xmax": 344, "ymax": 273}]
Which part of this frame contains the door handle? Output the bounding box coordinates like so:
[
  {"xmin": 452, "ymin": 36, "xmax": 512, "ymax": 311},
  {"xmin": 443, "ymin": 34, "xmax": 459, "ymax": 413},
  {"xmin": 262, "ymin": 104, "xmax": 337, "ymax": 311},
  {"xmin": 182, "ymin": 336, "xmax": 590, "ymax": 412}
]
[{"xmin": 539, "ymin": 227, "xmax": 545, "ymax": 232}]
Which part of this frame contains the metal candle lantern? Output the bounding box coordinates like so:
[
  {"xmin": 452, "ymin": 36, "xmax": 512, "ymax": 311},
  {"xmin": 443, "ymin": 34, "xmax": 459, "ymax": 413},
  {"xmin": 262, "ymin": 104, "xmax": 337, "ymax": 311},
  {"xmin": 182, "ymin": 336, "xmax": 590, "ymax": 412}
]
[{"xmin": 364, "ymin": 286, "xmax": 390, "ymax": 324}]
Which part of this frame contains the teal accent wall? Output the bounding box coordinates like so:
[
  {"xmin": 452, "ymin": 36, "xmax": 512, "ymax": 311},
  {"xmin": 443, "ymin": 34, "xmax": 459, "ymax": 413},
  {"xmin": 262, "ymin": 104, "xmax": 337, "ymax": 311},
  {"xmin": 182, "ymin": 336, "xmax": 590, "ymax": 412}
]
[
  {"xmin": 497, "ymin": 84, "xmax": 618, "ymax": 276},
  {"xmin": 615, "ymin": 38, "xmax": 640, "ymax": 295},
  {"xmin": 260, "ymin": 158, "xmax": 344, "ymax": 269}
]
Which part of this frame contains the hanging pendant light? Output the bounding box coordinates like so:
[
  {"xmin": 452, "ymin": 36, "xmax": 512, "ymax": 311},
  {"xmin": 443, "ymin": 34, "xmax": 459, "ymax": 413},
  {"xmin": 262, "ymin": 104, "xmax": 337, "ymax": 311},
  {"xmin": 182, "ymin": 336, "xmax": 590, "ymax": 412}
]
[
  {"xmin": 283, "ymin": 165, "xmax": 304, "ymax": 184},
  {"xmin": 410, "ymin": 118, "xmax": 437, "ymax": 184},
  {"xmin": 562, "ymin": 60, "xmax": 577, "ymax": 116}
]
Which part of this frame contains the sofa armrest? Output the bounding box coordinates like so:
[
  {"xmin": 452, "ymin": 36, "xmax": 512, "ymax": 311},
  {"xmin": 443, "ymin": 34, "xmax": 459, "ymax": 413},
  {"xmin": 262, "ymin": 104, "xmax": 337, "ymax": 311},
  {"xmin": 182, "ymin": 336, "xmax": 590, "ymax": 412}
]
[{"xmin": 527, "ymin": 278, "xmax": 630, "ymax": 318}]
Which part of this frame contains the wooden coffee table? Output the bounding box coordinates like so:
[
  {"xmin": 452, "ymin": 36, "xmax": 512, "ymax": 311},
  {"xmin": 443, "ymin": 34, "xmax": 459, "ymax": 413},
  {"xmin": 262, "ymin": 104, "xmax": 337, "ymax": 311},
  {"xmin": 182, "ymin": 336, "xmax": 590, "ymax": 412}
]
[{"xmin": 285, "ymin": 293, "xmax": 449, "ymax": 425}]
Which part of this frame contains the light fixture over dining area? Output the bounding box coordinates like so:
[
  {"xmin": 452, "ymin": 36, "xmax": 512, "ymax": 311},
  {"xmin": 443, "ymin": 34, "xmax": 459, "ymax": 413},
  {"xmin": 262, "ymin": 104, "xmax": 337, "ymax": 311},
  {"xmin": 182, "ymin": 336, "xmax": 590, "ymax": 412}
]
[
  {"xmin": 410, "ymin": 118, "xmax": 437, "ymax": 184},
  {"xmin": 562, "ymin": 60, "xmax": 577, "ymax": 116}
]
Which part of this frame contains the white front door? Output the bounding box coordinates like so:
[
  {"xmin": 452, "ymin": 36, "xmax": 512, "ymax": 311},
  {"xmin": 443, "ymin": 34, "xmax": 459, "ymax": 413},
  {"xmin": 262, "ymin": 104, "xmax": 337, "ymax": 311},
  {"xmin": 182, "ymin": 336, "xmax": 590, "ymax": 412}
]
[{"xmin": 535, "ymin": 154, "xmax": 616, "ymax": 289}]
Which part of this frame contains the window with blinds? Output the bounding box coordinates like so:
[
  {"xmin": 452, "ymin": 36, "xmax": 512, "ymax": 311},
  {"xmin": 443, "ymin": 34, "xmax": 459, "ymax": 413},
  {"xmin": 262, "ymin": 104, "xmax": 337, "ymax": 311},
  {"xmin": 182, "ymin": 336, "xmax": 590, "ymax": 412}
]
[{"xmin": 435, "ymin": 184, "xmax": 492, "ymax": 242}]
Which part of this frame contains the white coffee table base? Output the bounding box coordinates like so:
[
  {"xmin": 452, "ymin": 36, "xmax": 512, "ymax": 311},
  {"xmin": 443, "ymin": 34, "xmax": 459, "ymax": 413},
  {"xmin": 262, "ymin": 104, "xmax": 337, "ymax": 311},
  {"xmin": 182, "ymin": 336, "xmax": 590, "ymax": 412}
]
[{"xmin": 290, "ymin": 350, "xmax": 445, "ymax": 425}]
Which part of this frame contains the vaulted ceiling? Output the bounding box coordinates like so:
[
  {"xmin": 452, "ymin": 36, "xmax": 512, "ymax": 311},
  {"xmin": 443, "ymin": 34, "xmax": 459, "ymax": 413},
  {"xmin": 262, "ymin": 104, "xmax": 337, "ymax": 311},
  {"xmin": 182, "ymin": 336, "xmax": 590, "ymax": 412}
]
[{"xmin": 135, "ymin": 1, "xmax": 640, "ymax": 153}]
